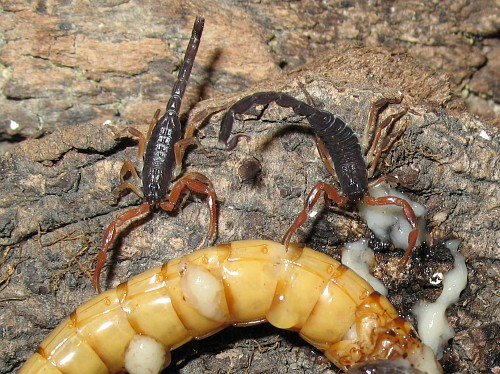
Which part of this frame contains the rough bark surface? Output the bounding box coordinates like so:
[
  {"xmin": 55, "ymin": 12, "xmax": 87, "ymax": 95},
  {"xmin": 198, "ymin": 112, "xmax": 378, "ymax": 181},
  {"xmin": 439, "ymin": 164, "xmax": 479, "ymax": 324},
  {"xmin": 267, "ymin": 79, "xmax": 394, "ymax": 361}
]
[{"xmin": 0, "ymin": 1, "xmax": 498, "ymax": 374}]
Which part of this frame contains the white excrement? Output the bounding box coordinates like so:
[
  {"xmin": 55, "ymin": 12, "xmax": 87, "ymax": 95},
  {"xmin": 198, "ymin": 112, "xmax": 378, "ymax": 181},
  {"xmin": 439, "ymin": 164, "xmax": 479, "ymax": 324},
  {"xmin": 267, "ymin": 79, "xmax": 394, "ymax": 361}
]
[
  {"xmin": 413, "ymin": 239, "xmax": 467, "ymax": 358},
  {"xmin": 345, "ymin": 184, "xmax": 467, "ymax": 373},
  {"xmin": 342, "ymin": 238, "xmax": 388, "ymax": 296},
  {"xmin": 358, "ymin": 181, "xmax": 427, "ymax": 250}
]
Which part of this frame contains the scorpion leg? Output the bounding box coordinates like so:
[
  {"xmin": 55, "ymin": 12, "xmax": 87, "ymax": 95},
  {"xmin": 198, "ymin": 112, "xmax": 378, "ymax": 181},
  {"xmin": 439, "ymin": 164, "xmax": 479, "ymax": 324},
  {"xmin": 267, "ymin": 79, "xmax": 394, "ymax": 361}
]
[
  {"xmin": 115, "ymin": 181, "xmax": 143, "ymax": 200},
  {"xmin": 113, "ymin": 161, "xmax": 143, "ymax": 199},
  {"xmin": 361, "ymin": 195, "xmax": 418, "ymax": 265},
  {"xmin": 118, "ymin": 109, "xmax": 160, "ymax": 163},
  {"xmin": 185, "ymin": 104, "xmax": 229, "ymax": 139},
  {"xmin": 120, "ymin": 160, "xmax": 140, "ymax": 183},
  {"xmin": 119, "ymin": 160, "xmax": 140, "ymax": 183},
  {"xmin": 145, "ymin": 108, "xmax": 162, "ymax": 145},
  {"xmin": 283, "ymin": 182, "xmax": 349, "ymax": 248},
  {"xmin": 112, "ymin": 109, "xmax": 161, "ymax": 191},
  {"xmin": 112, "ymin": 111, "xmax": 162, "ymax": 200},
  {"xmin": 159, "ymin": 172, "xmax": 218, "ymax": 241},
  {"xmin": 93, "ymin": 202, "xmax": 152, "ymax": 292},
  {"xmin": 112, "ymin": 126, "xmax": 146, "ymax": 162},
  {"xmin": 315, "ymin": 136, "xmax": 338, "ymax": 179},
  {"xmin": 295, "ymin": 84, "xmax": 341, "ymax": 180},
  {"xmin": 125, "ymin": 127, "xmax": 148, "ymax": 162},
  {"xmin": 368, "ymin": 174, "xmax": 400, "ymax": 188},
  {"xmin": 362, "ymin": 97, "xmax": 402, "ymax": 152},
  {"xmin": 366, "ymin": 108, "xmax": 408, "ymax": 178},
  {"xmin": 131, "ymin": 108, "xmax": 162, "ymax": 160},
  {"xmin": 173, "ymin": 137, "xmax": 215, "ymax": 179},
  {"xmin": 297, "ymin": 81, "xmax": 317, "ymax": 107}
]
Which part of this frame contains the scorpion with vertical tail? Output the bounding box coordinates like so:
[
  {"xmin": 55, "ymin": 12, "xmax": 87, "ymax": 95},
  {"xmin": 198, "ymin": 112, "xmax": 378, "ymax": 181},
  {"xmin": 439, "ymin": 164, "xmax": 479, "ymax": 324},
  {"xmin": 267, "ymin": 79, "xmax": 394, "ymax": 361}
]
[
  {"xmin": 93, "ymin": 16, "xmax": 217, "ymax": 292},
  {"xmin": 219, "ymin": 92, "xmax": 419, "ymax": 264}
]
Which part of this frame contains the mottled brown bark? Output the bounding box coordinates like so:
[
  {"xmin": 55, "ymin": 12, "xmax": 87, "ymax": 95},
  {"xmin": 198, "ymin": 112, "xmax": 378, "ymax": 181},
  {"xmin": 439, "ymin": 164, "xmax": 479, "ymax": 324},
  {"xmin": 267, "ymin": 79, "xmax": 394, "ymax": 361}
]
[{"xmin": 0, "ymin": 1, "xmax": 498, "ymax": 373}]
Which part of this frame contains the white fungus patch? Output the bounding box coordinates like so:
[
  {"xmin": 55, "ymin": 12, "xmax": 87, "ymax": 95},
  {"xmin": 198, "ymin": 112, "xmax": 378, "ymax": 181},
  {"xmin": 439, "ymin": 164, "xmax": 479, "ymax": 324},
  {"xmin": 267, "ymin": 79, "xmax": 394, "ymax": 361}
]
[
  {"xmin": 412, "ymin": 240, "xmax": 467, "ymax": 358},
  {"xmin": 341, "ymin": 238, "xmax": 388, "ymax": 296},
  {"xmin": 124, "ymin": 335, "xmax": 170, "ymax": 374},
  {"xmin": 358, "ymin": 182, "xmax": 427, "ymax": 250}
]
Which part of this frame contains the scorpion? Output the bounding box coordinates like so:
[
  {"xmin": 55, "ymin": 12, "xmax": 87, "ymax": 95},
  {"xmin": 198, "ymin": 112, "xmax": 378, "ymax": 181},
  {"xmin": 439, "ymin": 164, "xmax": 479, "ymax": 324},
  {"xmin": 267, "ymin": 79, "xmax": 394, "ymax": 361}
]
[
  {"xmin": 93, "ymin": 16, "xmax": 217, "ymax": 292},
  {"xmin": 219, "ymin": 92, "xmax": 419, "ymax": 264},
  {"xmin": 19, "ymin": 240, "xmax": 442, "ymax": 373}
]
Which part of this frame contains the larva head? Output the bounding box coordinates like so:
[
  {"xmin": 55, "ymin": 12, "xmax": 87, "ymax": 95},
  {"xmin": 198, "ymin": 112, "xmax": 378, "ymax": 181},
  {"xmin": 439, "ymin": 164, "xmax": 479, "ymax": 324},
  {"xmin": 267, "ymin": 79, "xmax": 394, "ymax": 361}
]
[
  {"xmin": 358, "ymin": 316, "xmax": 442, "ymax": 374},
  {"xmin": 325, "ymin": 297, "xmax": 443, "ymax": 374},
  {"xmin": 361, "ymin": 318, "xmax": 443, "ymax": 374}
]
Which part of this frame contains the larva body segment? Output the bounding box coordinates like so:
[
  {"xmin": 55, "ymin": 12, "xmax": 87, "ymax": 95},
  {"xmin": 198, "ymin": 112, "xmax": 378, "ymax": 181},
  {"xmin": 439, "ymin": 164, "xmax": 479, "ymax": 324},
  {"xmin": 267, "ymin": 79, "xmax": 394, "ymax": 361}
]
[{"xmin": 20, "ymin": 240, "xmax": 442, "ymax": 373}]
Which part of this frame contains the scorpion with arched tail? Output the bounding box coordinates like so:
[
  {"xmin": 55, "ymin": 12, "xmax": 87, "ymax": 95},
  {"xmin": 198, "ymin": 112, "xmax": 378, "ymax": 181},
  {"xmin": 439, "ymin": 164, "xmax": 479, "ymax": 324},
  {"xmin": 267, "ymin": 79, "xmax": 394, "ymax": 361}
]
[{"xmin": 219, "ymin": 91, "xmax": 418, "ymax": 264}]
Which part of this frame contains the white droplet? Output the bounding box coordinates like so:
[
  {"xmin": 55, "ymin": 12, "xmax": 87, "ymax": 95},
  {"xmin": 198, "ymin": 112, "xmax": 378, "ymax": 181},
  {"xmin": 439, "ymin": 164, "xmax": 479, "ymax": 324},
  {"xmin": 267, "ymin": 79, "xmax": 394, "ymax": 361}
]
[{"xmin": 9, "ymin": 120, "xmax": 20, "ymax": 131}]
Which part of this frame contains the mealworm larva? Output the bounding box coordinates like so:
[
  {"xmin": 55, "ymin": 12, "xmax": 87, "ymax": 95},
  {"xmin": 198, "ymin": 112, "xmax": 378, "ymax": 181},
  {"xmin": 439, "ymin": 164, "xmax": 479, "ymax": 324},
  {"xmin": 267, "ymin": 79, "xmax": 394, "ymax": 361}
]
[{"xmin": 19, "ymin": 240, "xmax": 442, "ymax": 374}]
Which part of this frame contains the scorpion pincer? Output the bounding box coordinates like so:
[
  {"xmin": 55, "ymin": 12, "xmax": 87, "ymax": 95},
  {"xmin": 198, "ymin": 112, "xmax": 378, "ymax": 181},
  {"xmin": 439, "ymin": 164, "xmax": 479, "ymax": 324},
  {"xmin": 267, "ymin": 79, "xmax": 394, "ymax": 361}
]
[
  {"xmin": 93, "ymin": 16, "xmax": 217, "ymax": 292},
  {"xmin": 19, "ymin": 240, "xmax": 442, "ymax": 373},
  {"xmin": 219, "ymin": 92, "xmax": 419, "ymax": 264}
]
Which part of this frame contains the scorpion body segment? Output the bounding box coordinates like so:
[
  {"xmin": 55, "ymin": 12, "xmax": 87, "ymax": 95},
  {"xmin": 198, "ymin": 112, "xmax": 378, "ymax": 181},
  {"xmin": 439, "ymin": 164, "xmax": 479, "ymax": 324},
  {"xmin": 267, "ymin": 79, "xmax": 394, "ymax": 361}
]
[
  {"xmin": 220, "ymin": 92, "xmax": 368, "ymax": 198},
  {"xmin": 142, "ymin": 111, "xmax": 183, "ymax": 205},
  {"xmin": 93, "ymin": 16, "xmax": 218, "ymax": 292},
  {"xmin": 219, "ymin": 92, "xmax": 418, "ymax": 263},
  {"xmin": 19, "ymin": 240, "xmax": 442, "ymax": 374}
]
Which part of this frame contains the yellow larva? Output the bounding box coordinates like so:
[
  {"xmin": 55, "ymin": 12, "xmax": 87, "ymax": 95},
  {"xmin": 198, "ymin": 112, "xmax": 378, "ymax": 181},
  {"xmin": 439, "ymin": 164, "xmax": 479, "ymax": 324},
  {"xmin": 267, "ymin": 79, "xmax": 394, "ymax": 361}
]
[{"xmin": 19, "ymin": 240, "xmax": 442, "ymax": 374}]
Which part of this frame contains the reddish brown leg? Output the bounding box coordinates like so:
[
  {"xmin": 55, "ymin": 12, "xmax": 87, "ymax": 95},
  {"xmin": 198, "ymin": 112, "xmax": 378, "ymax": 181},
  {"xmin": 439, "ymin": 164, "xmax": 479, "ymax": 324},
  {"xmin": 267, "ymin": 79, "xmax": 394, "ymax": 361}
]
[
  {"xmin": 114, "ymin": 160, "xmax": 143, "ymax": 198},
  {"xmin": 315, "ymin": 136, "xmax": 337, "ymax": 179},
  {"xmin": 117, "ymin": 109, "xmax": 161, "ymax": 162},
  {"xmin": 282, "ymin": 182, "xmax": 349, "ymax": 248},
  {"xmin": 366, "ymin": 109, "xmax": 407, "ymax": 177},
  {"xmin": 114, "ymin": 126, "xmax": 148, "ymax": 163},
  {"xmin": 93, "ymin": 202, "xmax": 151, "ymax": 292},
  {"xmin": 173, "ymin": 137, "xmax": 215, "ymax": 179},
  {"xmin": 185, "ymin": 104, "xmax": 228, "ymax": 139},
  {"xmin": 125, "ymin": 127, "xmax": 147, "ymax": 162},
  {"xmin": 114, "ymin": 181, "xmax": 142, "ymax": 199},
  {"xmin": 362, "ymin": 195, "xmax": 418, "ymax": 265},
  {"xmin": 159, "ymin": 172, "xmax": 218, "ymax": 241},
  {"xmin": 298, "ymin": 81, "xmax": 316, "ymax": 106},
  {"xmin": 368, "ymin": 174, "xmax": 400, "ymax": 188},
  {"xmin": 120, "ymin": 160, "xmax": 140, "ymax": 183},
  {"xmin": 112, "ymin": 110, "xmax": 160, "ymax": 165},
  {"xmin": 362, "ymin": 97, "xmax": 402, "ymax": 151}
]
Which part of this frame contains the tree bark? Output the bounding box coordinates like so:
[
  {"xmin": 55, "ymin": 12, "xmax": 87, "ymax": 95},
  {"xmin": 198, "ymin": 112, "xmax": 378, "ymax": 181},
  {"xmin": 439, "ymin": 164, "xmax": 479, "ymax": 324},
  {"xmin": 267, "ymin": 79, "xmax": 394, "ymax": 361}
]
[{"xmin": 0, "ymin": 1, "xmax": 498, "ymax": 373}]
